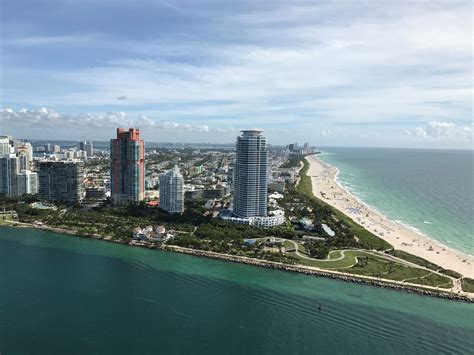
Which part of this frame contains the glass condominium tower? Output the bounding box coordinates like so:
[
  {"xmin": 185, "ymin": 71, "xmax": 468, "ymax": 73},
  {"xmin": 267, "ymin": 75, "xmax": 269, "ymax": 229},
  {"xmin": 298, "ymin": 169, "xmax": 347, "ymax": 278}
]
[
  {"xmin": 159, "ymin": 165, "xmax": 184, "ymax": 214},
  {"xmin": 110, "ymin": 128, "xmax": 145, "ymax": 205},
  {"xmin": 233, "ymin": 129, "xmax": 268, "ymax": 218}
]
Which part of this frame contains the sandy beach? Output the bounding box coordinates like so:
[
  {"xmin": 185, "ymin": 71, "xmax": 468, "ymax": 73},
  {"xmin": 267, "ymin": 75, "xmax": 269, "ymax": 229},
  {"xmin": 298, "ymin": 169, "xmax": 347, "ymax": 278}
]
[{"xmin": 307, "ymin": 154, "xmax": 474, "ymax": 278}]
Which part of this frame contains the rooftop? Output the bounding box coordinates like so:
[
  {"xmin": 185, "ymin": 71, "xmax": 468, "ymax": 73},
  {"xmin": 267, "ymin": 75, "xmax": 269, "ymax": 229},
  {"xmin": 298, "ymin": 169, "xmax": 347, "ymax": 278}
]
[{"xmin": 241, "ymin": 129, "xmax": 263, "ymax": 137}]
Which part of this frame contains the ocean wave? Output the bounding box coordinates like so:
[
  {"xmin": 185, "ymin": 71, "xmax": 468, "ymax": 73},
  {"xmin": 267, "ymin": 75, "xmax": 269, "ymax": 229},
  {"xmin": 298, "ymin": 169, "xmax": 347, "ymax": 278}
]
[
  {"xmin": 394, "ymin": 220, "xmax": 427, "ymax": 236},
  {"xmin": 316, "ymin": 156, "xmax": 472, "ymax": 255}
]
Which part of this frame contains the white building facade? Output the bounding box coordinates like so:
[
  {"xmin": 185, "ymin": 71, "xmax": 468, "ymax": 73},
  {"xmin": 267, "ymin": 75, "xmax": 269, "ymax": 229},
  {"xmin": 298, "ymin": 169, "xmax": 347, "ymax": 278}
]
[
  {"xmin": 0, "ymin": 154, "xmax": 38, "ymax": 196},
  {"xmin": 18, "ymin": 170, "xmax": 39, "ymax": 195},
  {"xmin": 159, "ymin": 165, "xmax": 184, "ymax": 214},
  {"xmin": 233, "ymin": 129, "xmax": 268, "ymax": 218}
]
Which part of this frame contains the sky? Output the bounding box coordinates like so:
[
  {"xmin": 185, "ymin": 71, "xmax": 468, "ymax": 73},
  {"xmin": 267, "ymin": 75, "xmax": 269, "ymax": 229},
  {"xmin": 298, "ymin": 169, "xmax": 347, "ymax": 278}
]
[{"xmin": 0, "ymin": 0, "xmax": 472, "ymax": 148}]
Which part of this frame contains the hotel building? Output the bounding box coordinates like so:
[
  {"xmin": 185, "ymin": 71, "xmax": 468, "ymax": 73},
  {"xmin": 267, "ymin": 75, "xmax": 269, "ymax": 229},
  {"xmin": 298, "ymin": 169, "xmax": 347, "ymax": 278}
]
[{"xmin": 110, "ymin": 128, "xmax": 145, "ymax": 205}]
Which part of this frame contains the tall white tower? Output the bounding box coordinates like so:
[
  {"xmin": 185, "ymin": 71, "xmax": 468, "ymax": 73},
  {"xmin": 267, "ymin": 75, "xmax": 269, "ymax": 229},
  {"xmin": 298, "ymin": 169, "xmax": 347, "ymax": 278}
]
[
  {"xmin": 233, "ymin": 129, "xmax": 268, "ymax": 218},
  {"xmin": 159, "ymin": 165, "xmax": 184, "ymax": 214}
]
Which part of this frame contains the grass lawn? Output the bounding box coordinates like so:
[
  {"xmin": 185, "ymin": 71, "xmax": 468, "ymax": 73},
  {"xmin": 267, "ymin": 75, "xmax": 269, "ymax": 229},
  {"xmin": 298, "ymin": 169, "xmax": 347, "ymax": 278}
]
[
  {"xmin": 341, "ymin": 255, "xmax": 453, "ymax": 288},
  {"xmin": 410, "ymin": 274, "xmax": 453, "ymax": 289},
  {"xmin": 0, "ymin": 215, "xmax": 20, "ymax": 226},
  {"xmin": 386, "ymin": 250, "xmax": 461, "ymax": 278},
  {"xmin": 288, "ymin": 250, "xmax": 373, "ymax": 269},
  {"xmin": 0, "ymin": 214, "xmax": 16, "ymax": 221},
  {"xmin": 387, "ymin": 249, "xmax": 440, "ymax": 271},
  {"xmin": 327, "ymin": 250, "xmax": 343, "ymax": 260},
  {"xmin": 461, "ymin": 278, "xmax": 474, "ymax": 293},
  {"xmin": 282, "ymin": 240, "xmax": 309, "ymax": 254},
  {"xmin": 295, "ymin": 241, "xmax": 309, "ymax": 255}
]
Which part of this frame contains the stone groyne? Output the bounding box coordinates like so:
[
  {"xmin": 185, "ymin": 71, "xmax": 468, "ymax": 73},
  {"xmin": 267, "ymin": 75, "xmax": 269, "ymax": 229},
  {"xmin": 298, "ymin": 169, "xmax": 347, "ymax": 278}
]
[{"xmin": 5, "ymin": 222, "xmax": 472, "ymax": 302}]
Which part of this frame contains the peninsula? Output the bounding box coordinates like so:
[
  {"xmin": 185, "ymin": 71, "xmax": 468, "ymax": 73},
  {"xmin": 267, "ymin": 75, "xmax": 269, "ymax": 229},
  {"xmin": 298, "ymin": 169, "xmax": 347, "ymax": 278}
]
[{"xmin": 2, "ymin": 153, "xmax": 473, "ymax": 301}]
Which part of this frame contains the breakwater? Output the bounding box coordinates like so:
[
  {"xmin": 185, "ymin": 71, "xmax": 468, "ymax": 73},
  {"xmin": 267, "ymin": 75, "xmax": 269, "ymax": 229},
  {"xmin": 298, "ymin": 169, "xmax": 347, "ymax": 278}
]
[
  {"xmin": 5, "ymin": 221, "xmax": 472, "ymax": 302},
  {"xmin": 162, "ymin": 245, "xmax": 473, "ymax": 303}
]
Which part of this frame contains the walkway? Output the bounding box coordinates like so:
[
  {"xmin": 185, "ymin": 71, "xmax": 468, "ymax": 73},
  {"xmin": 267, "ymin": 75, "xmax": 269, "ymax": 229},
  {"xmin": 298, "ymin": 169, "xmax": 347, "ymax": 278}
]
[{"xmin": 284, "ymin": 239, "xmax": 463, "ymax": 293}]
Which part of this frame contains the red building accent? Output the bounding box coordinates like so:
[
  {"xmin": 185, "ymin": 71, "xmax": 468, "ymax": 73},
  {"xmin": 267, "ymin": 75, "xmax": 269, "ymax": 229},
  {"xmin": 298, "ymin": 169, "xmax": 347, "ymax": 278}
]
[{"xmin": 110, "ymin": 128, "xmax": 145, "ymax": 204}]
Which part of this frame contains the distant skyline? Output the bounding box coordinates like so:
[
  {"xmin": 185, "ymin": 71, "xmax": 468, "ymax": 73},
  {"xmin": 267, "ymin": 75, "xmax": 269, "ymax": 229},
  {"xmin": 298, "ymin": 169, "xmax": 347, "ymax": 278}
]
[{"xmin": 1, "ymin": 0, "xmax": 472, "ymax": 149}]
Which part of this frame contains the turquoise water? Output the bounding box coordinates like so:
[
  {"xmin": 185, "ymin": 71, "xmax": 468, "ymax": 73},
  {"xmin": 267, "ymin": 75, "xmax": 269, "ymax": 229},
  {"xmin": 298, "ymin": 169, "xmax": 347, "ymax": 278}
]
[
  {"xmin": 1, "ymin": 226, "xmax": 473, "ymax": 354},
  {"xmin": 319, "ymin": 148, "xmax": 474, "ymax": 256}
]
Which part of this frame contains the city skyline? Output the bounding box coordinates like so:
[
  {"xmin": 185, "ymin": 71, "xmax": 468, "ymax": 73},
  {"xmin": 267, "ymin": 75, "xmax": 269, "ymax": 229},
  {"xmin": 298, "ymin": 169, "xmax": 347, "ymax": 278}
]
[
  {"xmin": 0, "ymin": 1, "xmax": 472, "ymax": 149},
  {"xmin": 0, "ymin": 1, "xmax": 473, "ymax": 352}
]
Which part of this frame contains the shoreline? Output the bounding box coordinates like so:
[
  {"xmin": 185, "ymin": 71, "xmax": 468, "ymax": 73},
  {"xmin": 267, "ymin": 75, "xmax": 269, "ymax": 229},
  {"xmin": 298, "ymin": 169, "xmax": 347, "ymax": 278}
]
[
  {"xmin": 306, "ymin": 154, "xmax": 474, "ymax": 278},
  {"xmin": 2, "ymin": 222, "xmax": 472, "ymax": 302},
  {"xmin": 164, "ymin": 245, "xmax": 472, "ymax": 302}
]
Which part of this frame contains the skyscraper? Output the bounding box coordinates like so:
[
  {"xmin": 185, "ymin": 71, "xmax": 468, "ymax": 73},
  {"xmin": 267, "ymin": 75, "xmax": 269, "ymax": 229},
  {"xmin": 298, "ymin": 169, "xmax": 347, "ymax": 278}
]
[
  {"xmin": 78, "ymin": 141, "xmax": 94, "ymax": 157},
  {"xmin": 0, "ymin": 155, "xmax": 16, "ymax": 196},
  {"xmin": 17, "ymin": 143, "xmax": 33, "ymax": 170},
  {"xmin": 18, "ymin": 170, "xmax": 38, "ymax": 195},
  {"xmin": 18, "ymin": 152, "xmax": 28, "ymax": 171},
  {"xmin": 38, "ymin": 161, "xmax": 84, "ymax": 202},
  {"xmin": 0, "ymin": 138, "xmax": 38, "ymax": 197},
  {"xmin": 9, "ymin": 156, "xmax": 19, "ymax": 196},
  {"xmin": 159, "ymin": 165, "xmax": 184, "ymax": 214},
  {"xmin": 110, "ymin": 128, "xmax": 145, "ymax": 205},
  {"xmin": 0, "ymin": 136, "xmax": 11, "ymax": 157},
  {"xmin": 233, "ymin": 129, "xmax": 268, "ymax": 218},
  {"xmin": 84, "ymin": 141, "xmax": 94, "ymax": 157}
]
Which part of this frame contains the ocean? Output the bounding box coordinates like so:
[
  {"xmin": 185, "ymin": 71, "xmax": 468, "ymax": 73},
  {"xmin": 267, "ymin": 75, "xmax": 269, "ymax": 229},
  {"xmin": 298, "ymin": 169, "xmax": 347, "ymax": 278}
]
[
  {"xmin": 0, "ymin": 226, "xmax": 473, "ymax": 354},
  {"xmin": 319, "ymin": 147, "xmax": 474, "ymax": 256}
]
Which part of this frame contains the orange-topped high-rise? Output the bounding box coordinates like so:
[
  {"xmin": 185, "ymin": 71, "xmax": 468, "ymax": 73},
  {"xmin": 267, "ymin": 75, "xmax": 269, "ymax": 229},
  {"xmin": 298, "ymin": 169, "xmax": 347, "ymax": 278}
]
[{"xmin": 110, "ymin": 128, "xmax": 145, "ymax": 205}]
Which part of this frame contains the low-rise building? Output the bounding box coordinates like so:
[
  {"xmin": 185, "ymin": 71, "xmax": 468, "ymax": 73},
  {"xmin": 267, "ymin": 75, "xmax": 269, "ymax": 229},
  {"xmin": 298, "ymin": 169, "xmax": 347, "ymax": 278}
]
[
  {"xmin": 132, "ymin": 225, "xmax": 170, "ymax": 242},
  {"xmin": 221, "ymin": 210, "xmax": 285, "ymax": 228},
  {"xmin": 85, "ymin": 187, "xmax": 106, "ymax": 201},
  {"xmin": 184, "ymin": 186, "xmax": 230, "ymax": 201}
]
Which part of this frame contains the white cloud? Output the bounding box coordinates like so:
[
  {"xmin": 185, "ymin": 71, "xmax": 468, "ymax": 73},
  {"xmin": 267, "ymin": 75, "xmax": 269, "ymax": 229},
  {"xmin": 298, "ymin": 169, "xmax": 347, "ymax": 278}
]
[
  {"xmin": 1, "ymin": 1, "xmax": 472, "ymax": 148},
  {"xmin": 425, "ymin": 121, "xmax": 456, "ymax": 138},
  {"xmin": 410, "ymin": 121, "xmax": 473, "ymax": 141},
  {"xmin": 320, "ymin": 130, "xmax": 333, "ymax": 137},
  {"xmin": 2, "ymin": 34, "xmax": 101, "ymax": 47},
  {"xmin": 136, "ymin": 115, "xmax": 209, "ymax": 132},
  {"xmin": 0, "ymin": 108, "xmax": 214, "ymax": 138}
]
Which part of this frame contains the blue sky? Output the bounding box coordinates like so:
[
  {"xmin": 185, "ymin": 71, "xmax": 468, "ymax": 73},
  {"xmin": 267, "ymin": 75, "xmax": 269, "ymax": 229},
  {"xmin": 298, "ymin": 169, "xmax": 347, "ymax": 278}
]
[{"xmin": 0, "ymin": 0, "xmax": 472, "ymax": 148}]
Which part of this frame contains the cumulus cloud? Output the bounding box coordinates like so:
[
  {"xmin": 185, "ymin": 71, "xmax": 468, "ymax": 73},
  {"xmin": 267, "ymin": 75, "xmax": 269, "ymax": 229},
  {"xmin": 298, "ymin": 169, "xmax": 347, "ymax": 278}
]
[
  {"xmin": 216, "ymin": 127, "xmax": 238, "ymax": 134},
  {"xmin": 136, "ymin": 115, "xmax": 209, "ymax": 132},
  {"xmin": 320, "ymin": 130, "xmax": 333, "ymax": 137},
  {"xmin": 1, "ymin": 1, "xmax": 472, "ymax": 147},
  {"xmin": 409, "ymin": 121, "xmax": 473, "ymax": 141},
  {"xmin": 1, "ymin": 107, "xmax": 131, "ymax": 128},
  {"xmin": 0, "ymin": 107, "xmax": 213, "ymax": 138}
]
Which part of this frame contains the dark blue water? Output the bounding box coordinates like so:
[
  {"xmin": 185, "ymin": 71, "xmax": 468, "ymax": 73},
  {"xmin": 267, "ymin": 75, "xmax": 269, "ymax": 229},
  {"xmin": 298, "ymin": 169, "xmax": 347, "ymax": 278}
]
[{"xmin": 1, "ymin": 227, "xmax": 473, "ymax": 354}]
